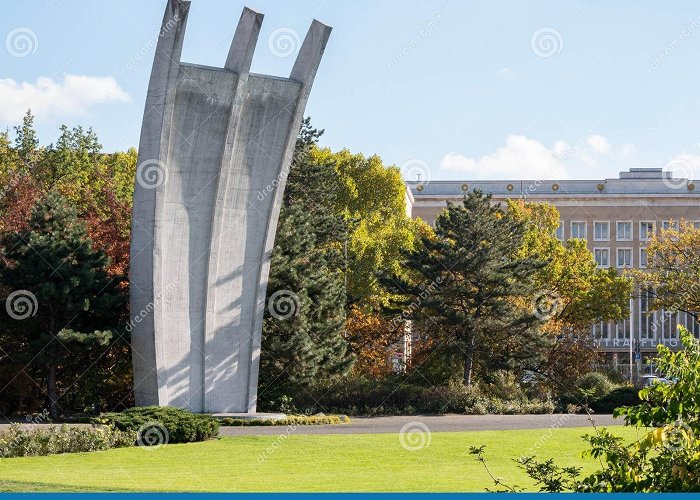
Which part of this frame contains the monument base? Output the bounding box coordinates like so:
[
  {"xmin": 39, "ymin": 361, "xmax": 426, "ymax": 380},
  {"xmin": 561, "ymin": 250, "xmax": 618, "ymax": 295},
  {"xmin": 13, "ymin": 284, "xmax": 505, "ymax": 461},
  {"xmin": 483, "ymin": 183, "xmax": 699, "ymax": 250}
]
[{"xmin": 212, "ymin": 412, "xmax": 286, "ymax": 421}]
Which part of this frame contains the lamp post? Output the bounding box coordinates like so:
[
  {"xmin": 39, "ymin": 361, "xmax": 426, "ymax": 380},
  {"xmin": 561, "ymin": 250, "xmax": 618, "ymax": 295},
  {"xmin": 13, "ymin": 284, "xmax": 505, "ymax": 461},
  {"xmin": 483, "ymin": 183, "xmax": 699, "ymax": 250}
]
[{"xmin": 629, "ymin": 296, "xmax": 634, "ymax": 385}]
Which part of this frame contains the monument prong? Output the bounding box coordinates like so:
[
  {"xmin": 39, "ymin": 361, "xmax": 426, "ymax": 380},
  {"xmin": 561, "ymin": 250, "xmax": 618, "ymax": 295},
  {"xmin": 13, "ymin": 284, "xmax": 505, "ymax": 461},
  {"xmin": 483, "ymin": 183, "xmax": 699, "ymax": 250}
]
[
  {"xmin": 290, "ymin": 19, "xmax": 332, "ymax": 85},
  {"xmin": 224, "ymin": 7, "xmax": 264, "ymax": 74},
  {"xmin": 130, "ymin": 0, "xmax": 190, "ymax": 407},
  {"xmin": 131, "ymin": 1, "xmax": 331, "ymax": 415}
]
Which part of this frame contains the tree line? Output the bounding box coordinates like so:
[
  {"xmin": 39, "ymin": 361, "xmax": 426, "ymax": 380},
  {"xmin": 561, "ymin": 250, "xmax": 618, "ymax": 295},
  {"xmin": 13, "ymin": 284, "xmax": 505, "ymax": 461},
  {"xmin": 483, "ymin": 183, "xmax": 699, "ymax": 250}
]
[{"xmin": 1, "ymin": 111, "xmax": 698, "ymax": 417}]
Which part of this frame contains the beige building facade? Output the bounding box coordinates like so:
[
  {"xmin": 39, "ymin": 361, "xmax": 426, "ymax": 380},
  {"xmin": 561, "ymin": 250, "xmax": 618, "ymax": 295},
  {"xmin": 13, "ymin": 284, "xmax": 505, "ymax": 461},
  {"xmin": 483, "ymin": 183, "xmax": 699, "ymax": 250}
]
[{"xmin": 405, "ymin": 168, "xmax": 699, "ymax": 366}]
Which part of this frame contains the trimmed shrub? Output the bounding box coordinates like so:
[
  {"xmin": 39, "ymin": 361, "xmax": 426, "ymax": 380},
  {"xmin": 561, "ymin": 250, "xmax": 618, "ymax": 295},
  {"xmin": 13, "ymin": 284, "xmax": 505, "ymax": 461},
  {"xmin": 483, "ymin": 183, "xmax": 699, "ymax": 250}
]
[
  {"xmin": 94, "ymin": 406, "xmax": 219, "ymax": 444},
  {"xmin": 220, "ymin": 414, "xmax": 349, "ymax": 426},
  {"xmin": 589, "ymin": 386, "xmax": 640, "ymax": 413},
  {"xmin": 574, "ymin": 372, "xmax": 615, "ymax": 399},
  {"xmin": 0, "ymin": 423, "xmax": 135, "ymax": 458}
]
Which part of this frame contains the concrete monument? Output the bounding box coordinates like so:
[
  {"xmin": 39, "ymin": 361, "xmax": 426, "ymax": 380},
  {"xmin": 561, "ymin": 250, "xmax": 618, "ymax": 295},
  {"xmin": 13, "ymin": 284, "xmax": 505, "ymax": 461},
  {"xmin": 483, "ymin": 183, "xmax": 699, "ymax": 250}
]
[{"xmin": 130, "ymin": 0, "xmax": 331, "ymax": 413}]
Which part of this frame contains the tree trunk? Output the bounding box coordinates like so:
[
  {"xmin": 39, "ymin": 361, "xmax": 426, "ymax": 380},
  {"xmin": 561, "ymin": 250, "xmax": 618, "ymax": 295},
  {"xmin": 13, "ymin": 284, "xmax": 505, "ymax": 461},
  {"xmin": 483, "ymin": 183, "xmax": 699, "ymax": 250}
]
[
  {"xmin": 463, "ymin": 336, "xmax": 476, "ymax": 386},
  {"xmin": 47, "ymin": 364, "xmax": 58, "ymax": 420}
]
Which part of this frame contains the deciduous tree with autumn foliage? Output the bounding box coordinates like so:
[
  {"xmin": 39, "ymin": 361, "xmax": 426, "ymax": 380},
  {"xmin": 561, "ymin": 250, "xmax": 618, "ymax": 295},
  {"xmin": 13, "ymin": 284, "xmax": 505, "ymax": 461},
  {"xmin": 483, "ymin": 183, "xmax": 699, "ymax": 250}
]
[{"xmin": 507, "ymin": 200, "xmax": 632, "ymax": 393}]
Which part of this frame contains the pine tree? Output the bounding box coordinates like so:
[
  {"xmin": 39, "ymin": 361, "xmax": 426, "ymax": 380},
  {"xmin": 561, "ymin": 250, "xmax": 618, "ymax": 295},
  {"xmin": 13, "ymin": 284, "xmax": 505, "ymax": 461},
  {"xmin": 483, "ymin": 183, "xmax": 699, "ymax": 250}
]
[
  {"xmin": 385, "ymin": 190, "xmax": 550, "ymax": 386},
  {"xmin": 0, "ymin": 192, "xmax": 124, "ymax": 418},
  {"xmin": 13, "ymin": 110, "xmax": 39, "ymax": 171},
  {"xmin": 259, "ymin": 120, "xmax": 353, "ymax": 402}
]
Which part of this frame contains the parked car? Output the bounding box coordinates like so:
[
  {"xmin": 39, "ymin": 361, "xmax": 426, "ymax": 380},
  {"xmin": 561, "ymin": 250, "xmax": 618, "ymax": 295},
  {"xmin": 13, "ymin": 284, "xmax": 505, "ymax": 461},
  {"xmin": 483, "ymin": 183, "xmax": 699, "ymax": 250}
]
[{"xmin": 641, "ymin": 375, "xmax": 671, "ymax": 387}]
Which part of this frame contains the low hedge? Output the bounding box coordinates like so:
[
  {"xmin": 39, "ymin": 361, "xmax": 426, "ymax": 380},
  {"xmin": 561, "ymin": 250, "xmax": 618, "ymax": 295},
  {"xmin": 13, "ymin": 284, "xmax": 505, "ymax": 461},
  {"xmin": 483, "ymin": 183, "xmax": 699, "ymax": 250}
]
[
  {"xmin": 0, "ymin": 423, "xmax": 135, "ymax": 458},
  {"xmin": 588, "ymin": 386, "xmax": 641, "ymax": 413},
  {"xmin": 558, "ymin": 372, "xmax": 642, "ymax": 414},
  {"xmin": 292, "ymin": 380, "xmax": 555, "ymax": 416},
  {"xmin": 94, "ymin": 406, "xmax": 219, "ymax": 444},
  {"xmin": 220, "ymin": 414, "xmax": 349, "ymax": 426}
]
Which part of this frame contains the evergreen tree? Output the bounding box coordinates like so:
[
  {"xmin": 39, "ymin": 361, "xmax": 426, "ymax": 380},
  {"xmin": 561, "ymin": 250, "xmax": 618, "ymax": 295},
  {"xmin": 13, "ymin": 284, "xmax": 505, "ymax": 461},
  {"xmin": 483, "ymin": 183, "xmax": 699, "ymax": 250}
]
[
  {"xmin": 13, "ymin": 110, "xmax": 39, "ymax": 171},
  {"xmin": 385, "ymin": 190, "xmax": 550, "ymax": 386},
  {"xmin": 259, "ymin": 120, "xmax": 353, "ymax": 402},
  {"xmin": 0, "ymin": 192, "xmax": 124, "ymax": 418}
]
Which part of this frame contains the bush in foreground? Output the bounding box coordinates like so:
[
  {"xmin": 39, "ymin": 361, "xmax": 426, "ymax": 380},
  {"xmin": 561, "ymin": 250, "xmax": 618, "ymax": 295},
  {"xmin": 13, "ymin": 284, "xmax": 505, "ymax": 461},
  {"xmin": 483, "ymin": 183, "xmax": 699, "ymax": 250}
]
[
  {"xmin": 95, "ymin": 406, "xmax": 219, "ymax": 444},
  {"xmin": 0, "ymin": 423, "xmax": 135, "ymax": 458},
  {"xmin": 558, "ymin": 372, "xmax": 640, "ymax": 414},
  {"xmin": 473, "ymin": 326, "xmax": 700, "ymax": 492}
]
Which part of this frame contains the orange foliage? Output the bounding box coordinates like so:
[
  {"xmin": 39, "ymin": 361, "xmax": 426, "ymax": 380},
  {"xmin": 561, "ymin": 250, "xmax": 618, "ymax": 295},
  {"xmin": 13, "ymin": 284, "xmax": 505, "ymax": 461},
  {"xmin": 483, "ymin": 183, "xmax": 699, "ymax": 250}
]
[
  {"xmin": 85, "ymin": 185, "xmax": 131, "ymax": 286},
  {"xmin": 345, "ymin": 306, "xmax": 402, "ymax": 376},
  {"xmin": 0, "ymin": 173, "xmax": 40, "ymax": 235}
]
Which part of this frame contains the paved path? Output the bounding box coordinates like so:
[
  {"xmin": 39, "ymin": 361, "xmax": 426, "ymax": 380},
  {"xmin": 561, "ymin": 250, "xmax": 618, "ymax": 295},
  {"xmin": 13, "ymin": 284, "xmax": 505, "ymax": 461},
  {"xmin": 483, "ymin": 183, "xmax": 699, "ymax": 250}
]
[
  {"xmin": 219, "ymin": 413, "xmax": 621, "ymax": 436},
  {"xmin": 0, "ymin": 414, "xmax": 621, "ymax": 436}
]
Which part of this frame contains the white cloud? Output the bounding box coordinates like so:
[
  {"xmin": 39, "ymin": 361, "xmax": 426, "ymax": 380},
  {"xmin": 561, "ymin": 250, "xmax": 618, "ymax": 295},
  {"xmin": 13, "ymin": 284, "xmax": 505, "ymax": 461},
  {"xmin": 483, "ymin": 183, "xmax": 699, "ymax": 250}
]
[
  {"xmin": 620, "ymin": 143, "xmax": 637, "ymax": 157},
  {"xmin": 440, "ymin": 135, "xmax": 572, "ymax": 179},
  {"xmin": 586, "ymin": 134, "xmax": 611, "ymax": 155},
  {"xmin": 439, "ymin": 134, "xmax": 646, "ymax": 180},
  {"xmin": 0, "ymin": 74, "xmax": 131, "ymax": 123},
  {"xmin": 496, "ymin": 67, "xmax": 514, "ymax": 79}
]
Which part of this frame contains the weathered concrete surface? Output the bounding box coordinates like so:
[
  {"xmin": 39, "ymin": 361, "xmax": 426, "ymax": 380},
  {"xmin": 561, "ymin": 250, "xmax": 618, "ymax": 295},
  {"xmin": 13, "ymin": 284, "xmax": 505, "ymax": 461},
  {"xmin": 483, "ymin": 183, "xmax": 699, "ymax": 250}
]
[{"xmin": 130, "ymin": 0, "xmax": 331, "ymax": 413}]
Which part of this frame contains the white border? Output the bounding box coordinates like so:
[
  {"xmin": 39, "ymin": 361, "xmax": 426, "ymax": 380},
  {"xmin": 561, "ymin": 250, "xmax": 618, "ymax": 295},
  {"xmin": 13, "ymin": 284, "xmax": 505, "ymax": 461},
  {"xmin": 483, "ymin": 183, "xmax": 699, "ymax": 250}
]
[
  {"xmin": 639, "ymin": 247, "xmax": 648, "ymax": 268},
  {"xmin": 639, "ymin": 221, "xmax": 655, "ymax": 241},
  {"xmin": 571, "ymin": 220, "xmax": 587, "ymax": 239},
  {"xmin": 594, "ymin": 247, "xmax": 610, "ymax": 268},
  {"xmin": 593, "ymin": 220, "xmax": 610, "ymax": 241},
  {"xmin": 616, "ymin": 247, "xmax": 633, "ymax": 268},
  {"xmin": 615, "ymin": 220, "xmax": 633, "ymax": 241}
]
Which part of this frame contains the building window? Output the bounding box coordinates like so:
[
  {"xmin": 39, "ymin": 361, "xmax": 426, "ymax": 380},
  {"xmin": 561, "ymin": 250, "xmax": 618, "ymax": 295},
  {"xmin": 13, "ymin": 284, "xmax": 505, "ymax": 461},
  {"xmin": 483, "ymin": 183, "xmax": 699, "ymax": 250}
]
[
  {"xmin": 640, "ymin": 247, "xmax": 648, "ymax": 268},
  {"xmin": 555, "ymin": 221, "xmax": 564, "ymax": 240},
  {"xmin": 617, "ymin": 248, "xmax": 632, "ymax": 268},
  {"xmin": 592, "ymin": 321, "xmax": 611, "ymax": 340},
  {"xmin": 615, "ymin": 318, "xmax": 630, "ymax": 340},
  {"xmin": 594, "ymin": 221, "xmax": 610, "ymax": 241},
  {"xmin": 571, "ymin": 221, "xmax": 587, "ymax": 239},
  {"xmin": 594, "ymin": 248, "xmax": 610, "ymax": 268},
  {"xmin": 662, "ymin": 220, "xmax": 678, "ymax": 231},
  {"xmin": 616, "ymin": 221, "xmax": 632, "ymax": 241},
  {"xmin": 640, "ymin": 221, "xmax": 655, "ymax": 241},
  {"xmin": 640, "ymin": 289, "xmax": 655, "ymax": 340}
]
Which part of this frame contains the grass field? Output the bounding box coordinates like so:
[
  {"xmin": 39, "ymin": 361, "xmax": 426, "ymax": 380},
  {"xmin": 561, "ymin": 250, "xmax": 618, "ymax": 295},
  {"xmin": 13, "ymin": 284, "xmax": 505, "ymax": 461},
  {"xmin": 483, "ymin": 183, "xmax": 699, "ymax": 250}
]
[{"xmin": 0, "ymin": 426, "xmax": 642, "ymax": 492}]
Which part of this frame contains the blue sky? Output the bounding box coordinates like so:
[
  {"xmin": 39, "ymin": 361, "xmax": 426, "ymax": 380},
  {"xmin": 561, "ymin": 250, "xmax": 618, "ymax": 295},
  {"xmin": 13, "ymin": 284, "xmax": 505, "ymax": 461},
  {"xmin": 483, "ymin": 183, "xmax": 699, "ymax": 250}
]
[{"xmin": 3, "ymin": 0, "xmax": 700, "ymax": 181}]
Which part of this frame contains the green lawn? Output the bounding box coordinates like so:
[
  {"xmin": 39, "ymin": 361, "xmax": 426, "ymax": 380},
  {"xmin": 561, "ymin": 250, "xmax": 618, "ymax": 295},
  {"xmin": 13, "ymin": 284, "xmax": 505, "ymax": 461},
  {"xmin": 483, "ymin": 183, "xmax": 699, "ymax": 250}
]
[{"xmin": 0, "ymin": 426, "xmax": 642, "ymax": 492}]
